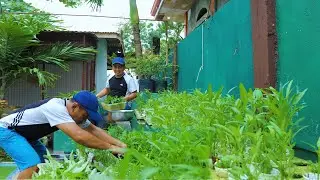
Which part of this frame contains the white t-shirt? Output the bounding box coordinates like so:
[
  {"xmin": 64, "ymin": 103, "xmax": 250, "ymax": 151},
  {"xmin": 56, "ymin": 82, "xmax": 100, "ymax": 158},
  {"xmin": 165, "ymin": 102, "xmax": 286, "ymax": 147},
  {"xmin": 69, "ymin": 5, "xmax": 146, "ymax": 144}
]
[
  {"xmin": 0, "ymin": 98, "xmax": 91, "ymax": 141},
  {"xmin": 106, "ymin": 72, "xmax": 137, "ymax": 97}
]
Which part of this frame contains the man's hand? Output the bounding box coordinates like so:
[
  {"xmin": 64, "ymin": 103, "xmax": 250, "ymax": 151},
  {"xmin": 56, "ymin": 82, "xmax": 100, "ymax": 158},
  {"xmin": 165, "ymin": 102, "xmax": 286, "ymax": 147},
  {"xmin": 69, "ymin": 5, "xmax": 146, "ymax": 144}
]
[
  {"xmin": 117, "ymin": 143, "xmax": 127, "ymax": 148},
  {"xmin": 84, "ymin": 123, "xmax": 128, "ymax": 151},
  {"xmin": 110, "ymin": 145, "xmax": 126, "ymax": 155}
]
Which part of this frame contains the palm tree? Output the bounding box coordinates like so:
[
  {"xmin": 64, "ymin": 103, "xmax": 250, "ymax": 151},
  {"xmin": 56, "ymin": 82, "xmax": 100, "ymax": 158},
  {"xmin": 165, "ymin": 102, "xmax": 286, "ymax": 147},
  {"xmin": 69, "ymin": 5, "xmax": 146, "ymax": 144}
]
[
  {"xmin": 0, "ymin": 15, "xmax": 95, "ymax": 99},
  {"xmin": 129, "ymin": 0, "xmax": 142, "ymax": 57},
  {"xmin": 58, "ymin": 0, "xmax": 103, "ymax": 10}
]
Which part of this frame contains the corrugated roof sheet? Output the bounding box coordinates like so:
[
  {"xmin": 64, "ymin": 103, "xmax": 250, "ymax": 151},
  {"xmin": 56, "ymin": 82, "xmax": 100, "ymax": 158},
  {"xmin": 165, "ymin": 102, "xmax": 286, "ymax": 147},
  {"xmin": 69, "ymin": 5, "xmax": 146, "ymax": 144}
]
[{"xmin": 44, "ymin": 29, "xmax": 120, "ymax": 36}]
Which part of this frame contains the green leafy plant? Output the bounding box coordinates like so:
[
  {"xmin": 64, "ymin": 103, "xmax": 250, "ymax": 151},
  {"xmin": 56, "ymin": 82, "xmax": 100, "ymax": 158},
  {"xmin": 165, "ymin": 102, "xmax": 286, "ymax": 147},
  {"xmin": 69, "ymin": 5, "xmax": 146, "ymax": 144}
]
[
  {"xmin": 119, "ymin": 20, "xmax": 184, "ymax": 57},
  {"xmin": 127, "ymin": 54, "xmax": 174, "ymax": 80},
  {"xmin": 133, "ymin": 81, "xmax": 308, "ymax": 179},
  {"xmin": 126, "ymin": 54, "xmax": 158, "ymax": 79},
  {"xmin": 104, "ymin": 96, "xmax": 125, "ymax": 104},
  {"xmin": 37, "ymin": 81, "xmax": 312, "ymax": 179},
  {"xmin": 55, "ymin": 90, "xmax": 80, "ymax": 99},
  {"xmin": 0, "ymin": 148, "xmax": 12, "ymax": 162},
  {"xmin": 52, "ymin": 0, "xmax": 103, "ymax": 11},
  {"xmin": 309, "ymin": 138, "xmax": 320, "ymax": 175},
  {"xmin": 33, "ymin": 149, "xmax": 107, "ymax": 179}
]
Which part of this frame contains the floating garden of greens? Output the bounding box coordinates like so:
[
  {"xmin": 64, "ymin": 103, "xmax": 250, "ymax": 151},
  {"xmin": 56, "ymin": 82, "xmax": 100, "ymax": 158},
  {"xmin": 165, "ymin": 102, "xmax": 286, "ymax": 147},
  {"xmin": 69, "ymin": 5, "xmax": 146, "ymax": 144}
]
[{"xmin": 33, "ymin": 82, "xmax": 320, "ymax": 179}]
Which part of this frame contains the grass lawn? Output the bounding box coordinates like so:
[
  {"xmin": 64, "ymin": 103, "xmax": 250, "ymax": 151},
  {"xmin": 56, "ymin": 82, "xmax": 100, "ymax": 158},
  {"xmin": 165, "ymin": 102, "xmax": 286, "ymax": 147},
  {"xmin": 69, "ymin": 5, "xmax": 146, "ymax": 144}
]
[{"xmin": 0, "ymin": 166, "xmax": 15, "ymax": 179}]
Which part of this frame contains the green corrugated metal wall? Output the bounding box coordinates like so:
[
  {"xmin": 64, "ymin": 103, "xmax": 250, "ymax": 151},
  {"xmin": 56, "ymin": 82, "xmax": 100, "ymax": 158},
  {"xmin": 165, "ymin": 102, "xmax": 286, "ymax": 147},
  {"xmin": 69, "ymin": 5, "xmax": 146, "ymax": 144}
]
[
  {"xmin": 53, "ymin": 130, "xmax": 75, "ymax": 153},
  {"xmin": 276, "ymin": 0, "xmax": 320, "ymax": 152},
  {"xmin": 177, "ymin": 0, "xmax": 253, "ymax": 93}
]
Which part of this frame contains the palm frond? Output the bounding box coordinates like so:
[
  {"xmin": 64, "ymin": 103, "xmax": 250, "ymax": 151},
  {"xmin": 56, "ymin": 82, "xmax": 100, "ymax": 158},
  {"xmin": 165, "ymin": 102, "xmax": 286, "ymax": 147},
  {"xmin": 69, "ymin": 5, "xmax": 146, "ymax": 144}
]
[
  {"xmin": 85, "ymin": 0, "xmax": 103, "ymax": 11},
  {"xmin": 58, "ymin": 0, "xmax": 103, "ymax": 11},
  {"xmin": 25, "ymin": 42, "xmax": 96, "ymax": 71},
  {"xmin": 1, "ymin": 13, "xmax": 60, "ymax": 34},
  {"xmin": 9, "ymin": 67, "xmax": 59, "ymax": 88},
  {"xmin": 0, "ymin": 19, "xmax": 38, "ymax": 66},
  {"xmin": 0, "ymin": 10, "xmax": 97, "ymax": 93}
]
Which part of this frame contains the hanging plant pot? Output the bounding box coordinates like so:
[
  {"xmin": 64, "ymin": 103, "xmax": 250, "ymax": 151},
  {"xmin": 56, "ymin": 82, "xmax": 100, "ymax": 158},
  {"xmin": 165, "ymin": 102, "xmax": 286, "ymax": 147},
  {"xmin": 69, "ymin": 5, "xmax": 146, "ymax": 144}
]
[
  {"xmin": 154, "ymin": 80, "xmax": 167, "ymax": 92},
  {"xmin": 139, "ymin": 79, "xmax": 155, "ymax": 92}
]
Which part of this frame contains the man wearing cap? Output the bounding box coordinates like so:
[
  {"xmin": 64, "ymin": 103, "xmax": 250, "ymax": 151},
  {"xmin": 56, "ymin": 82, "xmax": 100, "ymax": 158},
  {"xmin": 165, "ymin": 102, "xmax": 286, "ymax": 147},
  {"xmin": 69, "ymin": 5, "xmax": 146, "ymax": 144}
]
[
  {"xmin": 96, "ymin": 57, "xmax": 138, "ymax": 120},
  {"xmin": 0, "ymin": 91, "xmax": 126, "ymax": 179}
]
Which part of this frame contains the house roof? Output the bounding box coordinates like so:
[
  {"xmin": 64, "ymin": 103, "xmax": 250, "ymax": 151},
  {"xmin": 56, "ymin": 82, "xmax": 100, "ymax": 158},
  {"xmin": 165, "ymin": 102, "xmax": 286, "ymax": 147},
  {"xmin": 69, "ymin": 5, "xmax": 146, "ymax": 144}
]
[
  {"xmin": 39, "ymin": 30, "xmax": 124, "ymax": 56},
  {"xmin": 44, "ymin": 29, "xmax": 121, "ymax": 39},
  {"xmin": 151, "ymin": 0, "xmax": 197, "ymax": 22}
]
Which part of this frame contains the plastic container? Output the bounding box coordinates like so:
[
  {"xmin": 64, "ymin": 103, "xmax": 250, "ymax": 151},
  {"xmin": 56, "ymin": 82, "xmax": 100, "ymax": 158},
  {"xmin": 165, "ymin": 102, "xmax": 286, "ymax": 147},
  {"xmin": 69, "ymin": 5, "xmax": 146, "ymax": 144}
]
[
  {"xmin": 101, "ymin": 102, "xmax": 126, "ymax": 111},
  {"xmin": 111, "ymin": 110, "xmax": 134, "ymax": 121},
  {"xmin": 154, "ymin": 80, "xmax": 168, "ymax": 92},
  {"xmin": 139, "ymin": 79, "xmax": 155, "ymax": 92}
]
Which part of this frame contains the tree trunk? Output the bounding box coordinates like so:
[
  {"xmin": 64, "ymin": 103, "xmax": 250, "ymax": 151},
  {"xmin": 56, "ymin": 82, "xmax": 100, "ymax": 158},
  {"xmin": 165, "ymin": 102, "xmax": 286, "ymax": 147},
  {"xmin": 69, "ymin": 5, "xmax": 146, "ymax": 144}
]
[
  {"xmin": 129, "ymin": 0, "xmax": 142, "ymax": 57},
  {"xmin": 132, "ymin": 24, "xmax": 142, "ymax": 57}
]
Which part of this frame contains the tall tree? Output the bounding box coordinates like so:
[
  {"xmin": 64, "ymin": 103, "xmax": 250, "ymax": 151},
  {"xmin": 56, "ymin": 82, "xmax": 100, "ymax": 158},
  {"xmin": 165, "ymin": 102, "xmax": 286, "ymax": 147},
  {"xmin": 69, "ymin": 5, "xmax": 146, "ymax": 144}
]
[
  {"xmin": 119, "ymin": 21, "xmax": 160, "ymax": 55},
  {"xmin": 119, "ymin": 21, "xmax": 184, "ymax": 58},
  {"xmin": 129, "ymin": 0, "xmax": 142, "ymax": 57},
  {"xmin": 157, "ymin": 21, "xmax": 184, "ymax": 51}
]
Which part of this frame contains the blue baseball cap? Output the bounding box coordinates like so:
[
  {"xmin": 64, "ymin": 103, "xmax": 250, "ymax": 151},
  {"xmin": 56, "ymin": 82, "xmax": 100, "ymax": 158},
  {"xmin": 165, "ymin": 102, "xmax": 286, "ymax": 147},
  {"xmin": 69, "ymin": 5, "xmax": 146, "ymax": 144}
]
[
  {"xmin": 73, "ymin": 91, "xmax": 103, "ymax": 123},
  {"xmin": 112, "ymin": 57, "xmax": 125, "ymax": 65}
]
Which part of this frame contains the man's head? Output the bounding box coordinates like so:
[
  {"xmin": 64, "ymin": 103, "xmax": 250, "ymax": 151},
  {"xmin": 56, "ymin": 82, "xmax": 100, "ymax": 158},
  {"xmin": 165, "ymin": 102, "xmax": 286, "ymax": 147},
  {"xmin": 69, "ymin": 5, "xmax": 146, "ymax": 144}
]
[
  {"xmin": 68, "ymin": 91, "xmax": 103, "ymax": 124},
  {"xmin": 112, "ymin": 57, "xmax": 125, "ymax": 78}
]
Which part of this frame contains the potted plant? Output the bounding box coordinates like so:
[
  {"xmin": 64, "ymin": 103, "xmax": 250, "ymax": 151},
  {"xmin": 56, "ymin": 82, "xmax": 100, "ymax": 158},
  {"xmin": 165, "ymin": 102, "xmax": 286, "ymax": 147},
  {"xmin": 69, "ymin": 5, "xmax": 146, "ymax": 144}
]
[
  {"xmin": 153, "ymin": 56, "xmax": 177, "ymax": 92},
  {"xmin": 126, "ymin": 54, "xmax": 177, "ymax": 92},
  {"xmin": 126, "ymin": 54, "xmax": 157, "ymax": 92}
]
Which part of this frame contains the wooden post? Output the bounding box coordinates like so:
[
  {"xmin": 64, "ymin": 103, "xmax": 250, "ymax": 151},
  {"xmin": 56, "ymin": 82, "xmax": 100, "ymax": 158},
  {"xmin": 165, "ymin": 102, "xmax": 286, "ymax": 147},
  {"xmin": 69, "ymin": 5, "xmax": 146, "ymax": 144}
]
[
  {"xmin": 173, "ymin": 45, "xmax": 178, "ymax": 91},
  {"xmin": 209, "ymin": 0, "xmax": 215, "ymax": 16},
  {"xmin": 184, "ymin": 12, "xmax": 188, "ymax": 37},
  {"xmin": 165, "ymin": 21, "xmax": 169, "ymax": 65},
  {"xmin": 251, "ymin": 0, "xmax": 278, "ymax": 88}
]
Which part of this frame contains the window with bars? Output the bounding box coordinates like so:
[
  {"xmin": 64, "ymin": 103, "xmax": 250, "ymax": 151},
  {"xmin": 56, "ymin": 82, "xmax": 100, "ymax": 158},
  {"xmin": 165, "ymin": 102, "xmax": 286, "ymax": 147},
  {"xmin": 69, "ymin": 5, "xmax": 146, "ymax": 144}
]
[{"xmin": 197, "ymin": 8, "xmax": 208, "ymax": 22}]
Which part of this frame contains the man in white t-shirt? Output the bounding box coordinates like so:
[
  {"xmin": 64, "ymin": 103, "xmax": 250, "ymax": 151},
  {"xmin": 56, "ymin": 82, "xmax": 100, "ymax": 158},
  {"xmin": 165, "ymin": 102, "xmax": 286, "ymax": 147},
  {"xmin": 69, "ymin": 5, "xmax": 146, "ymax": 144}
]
[
  {"xmin": 0, "ymin": 91, "xmax": 126, "ymax": 179},
  {"xmin": 96, "ymin": 57, "xmax": 138, "ymax": 121}
]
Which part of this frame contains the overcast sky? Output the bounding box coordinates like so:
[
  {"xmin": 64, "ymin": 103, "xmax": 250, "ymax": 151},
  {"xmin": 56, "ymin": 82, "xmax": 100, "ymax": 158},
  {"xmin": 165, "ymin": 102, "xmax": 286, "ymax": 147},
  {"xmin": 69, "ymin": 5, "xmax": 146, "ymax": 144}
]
[{"xmin": 24, "ymin": 0, "xmax": 156, "ymax": 33}]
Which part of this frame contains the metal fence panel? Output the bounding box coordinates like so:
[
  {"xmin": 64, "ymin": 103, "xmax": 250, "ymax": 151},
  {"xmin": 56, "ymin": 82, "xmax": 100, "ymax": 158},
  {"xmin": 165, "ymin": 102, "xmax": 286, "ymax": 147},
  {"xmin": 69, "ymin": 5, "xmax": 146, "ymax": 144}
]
[
  {"xmin": 5, "ymin": 77, "xmax": 41, "ymax": 107},
  {"xmin": 46, "ymin": 61, "xmax": 83, "ymax": 98},
  {"xmin": 177, "ymin": 0, "xmax": 253, "ymax": 93},
  {"xmin": 276, "ymin": 0, "xmax": 320, "ymax": 152}
]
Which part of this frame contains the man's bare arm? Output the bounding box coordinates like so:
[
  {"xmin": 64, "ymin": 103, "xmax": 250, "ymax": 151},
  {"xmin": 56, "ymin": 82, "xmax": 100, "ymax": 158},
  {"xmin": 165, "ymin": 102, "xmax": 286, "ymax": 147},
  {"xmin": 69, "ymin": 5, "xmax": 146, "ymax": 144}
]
[
  {"xmin": 124, "ymin": 91, "xmax": 137, "ymax": 101},
  {"xmin": 96, "ymin": 88, "xmax": 110, "ymax": 98},
  {"xmin": 85, "ymin": 124, "xmax": 127, "ymax": 148},
  {"xmin": 56, "ymin": 122, "xmax": 114, "ymax": 149}
]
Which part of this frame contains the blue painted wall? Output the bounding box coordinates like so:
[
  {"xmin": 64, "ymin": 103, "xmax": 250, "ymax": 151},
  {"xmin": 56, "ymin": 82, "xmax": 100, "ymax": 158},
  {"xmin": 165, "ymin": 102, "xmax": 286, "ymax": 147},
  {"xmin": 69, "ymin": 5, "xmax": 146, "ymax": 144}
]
[{"xmin": 95, "ymin": 39, "xmax": 108, "ymax": 94}]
